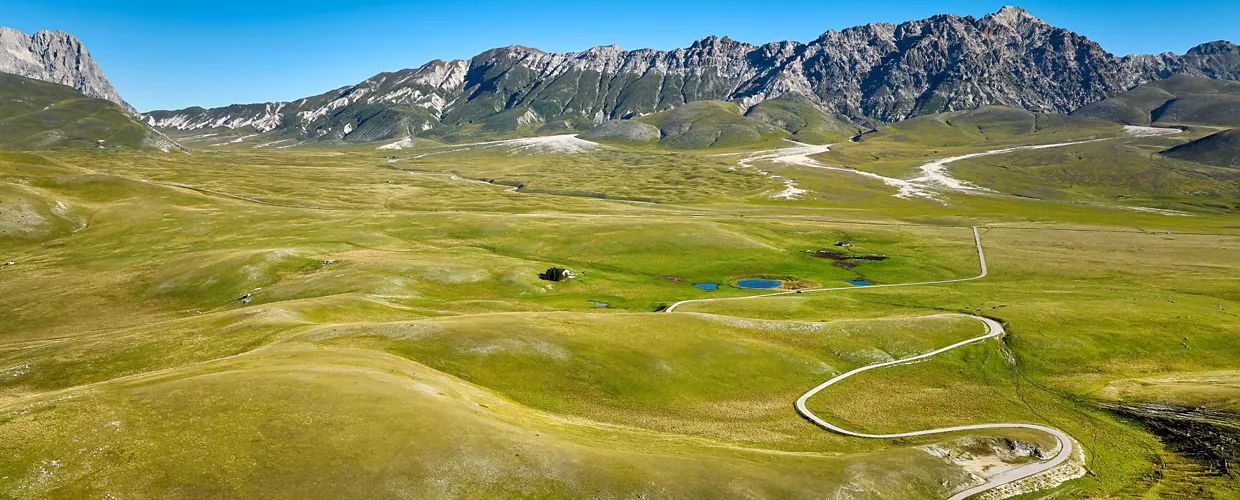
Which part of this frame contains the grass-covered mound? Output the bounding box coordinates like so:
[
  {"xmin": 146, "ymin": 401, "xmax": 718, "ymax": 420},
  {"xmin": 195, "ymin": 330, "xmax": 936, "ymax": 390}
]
[
  {"xmin": 743, "ymin": 94, "xmax": 860, "ymax": 144},
  {"xmin": 585, "ymin": 100, "xmax": 787, "ymax": 149},
  {"xmin": 584, "ymin": 96, "xmax": 861, "ymax": 149},
  {"xmin": 578, "ymin": 119, "xmax": 660, "ymax": 144},
  {"xmin": 0, "ymin": 73, "xmax": 171, "ymax": 151},
  {"xmin": 1162, "ymin": 128, "xmax": 1240, "ymax": 168},
  {"xmin": 843, "ymin": 106, "xmax": 1120, "ymax": 151},
  {"xmin": 1071, "ymin": 74, "xmax": 1240, "ymax": 126}
]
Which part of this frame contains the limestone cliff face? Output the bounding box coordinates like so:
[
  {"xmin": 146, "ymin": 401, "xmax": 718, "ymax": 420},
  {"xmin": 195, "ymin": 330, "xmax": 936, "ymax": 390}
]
[
  {"xmin": 142, "ymin": 6, "xmax": 1239, "ymax": 142},
  {"xmin": 0, "ymin": 27, "xmax": 132, "ymax": 112}
]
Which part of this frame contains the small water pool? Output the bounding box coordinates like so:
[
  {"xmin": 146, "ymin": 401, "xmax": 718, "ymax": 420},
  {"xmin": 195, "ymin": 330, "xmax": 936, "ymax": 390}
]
[
  {"xmin": 844, "ymin": 279, "xmax": 873, "ymax": 286},
  {"xmin": 587, "ymin": 300, "xmax": 609, "ymax": 307},
  {"xmin": 736, "ymin": 279, "xmax": 782, "ymax": 289},
  {"xmin": 693, "ymin": 283, "xmax": 719, "ymax": 291}
]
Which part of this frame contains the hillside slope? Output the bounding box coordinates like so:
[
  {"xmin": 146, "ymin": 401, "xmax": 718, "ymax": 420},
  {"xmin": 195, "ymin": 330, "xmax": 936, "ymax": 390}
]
[
  {"xmin": 584, "ymin": 101, "xmax": 788, "ymax": 149},
  {"xmin": 0, "ymin": 73, "xmax": 173, "ymax": 151},
  {"xmin": 1071, "ymin": 75, "xmax": 1240, "ymax": 126},
  {"xmin": 1161, "ymin": 129, "xmax": 1240, "ymax": 168}
]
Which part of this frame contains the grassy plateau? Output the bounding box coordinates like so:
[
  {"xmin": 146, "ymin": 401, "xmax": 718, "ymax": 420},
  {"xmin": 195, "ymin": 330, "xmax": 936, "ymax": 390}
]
[{"xmin": 1, "ymin": 112, "xmax": 1238, "ymax": 499}]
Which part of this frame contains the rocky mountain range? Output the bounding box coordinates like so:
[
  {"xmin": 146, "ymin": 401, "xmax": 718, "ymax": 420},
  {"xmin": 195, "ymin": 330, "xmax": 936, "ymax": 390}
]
[
  {"xmin": 3, "ymin": 7, "xmax": 1237, "ymax": 147},
  {"xmin": 0, "ymin": 26, "xmax": 133, "ymax": 112},
  {"xmin": 136, "ymin": 6, "xmax": 1238, "ymax": 145}
]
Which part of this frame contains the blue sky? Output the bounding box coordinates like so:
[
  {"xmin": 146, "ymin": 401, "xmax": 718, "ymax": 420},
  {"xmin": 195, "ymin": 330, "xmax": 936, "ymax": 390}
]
[{"xmin": 4, "ymin": 0, "xmax": 1237, "ymax": 111}]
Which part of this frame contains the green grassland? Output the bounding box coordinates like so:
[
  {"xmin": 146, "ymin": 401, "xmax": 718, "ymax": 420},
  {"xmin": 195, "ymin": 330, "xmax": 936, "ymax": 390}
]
[
  {"xmin": 581, "ymin": 96, "xmax": 860, "ymax": 150},
  {"xmin": 2, "ymin": 113, "xmax": 1239, "ymax": 499},
  {"xmin": 584, "ymin": 100, "xmax": 790, "ymax": 150},
  {"xmin": 947, "ymin": 138, "xmax": 1240, "ymax": 210},
  {"xmin": 0, "ymin": 74, "xmax": 163, "ymax": 151},
  {"xmin": 814, "ymin": 106, "xmax": 1126, "ymax": 179}
]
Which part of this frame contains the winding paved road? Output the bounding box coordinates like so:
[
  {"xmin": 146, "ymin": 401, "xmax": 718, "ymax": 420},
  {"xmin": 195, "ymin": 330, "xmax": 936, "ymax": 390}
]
[{"xmin": 664, "ymin": 227, "xmax": 1076, "ymax": 500}]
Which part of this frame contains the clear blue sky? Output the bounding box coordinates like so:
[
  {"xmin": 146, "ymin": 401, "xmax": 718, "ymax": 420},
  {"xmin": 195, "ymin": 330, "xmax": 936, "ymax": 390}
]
[{"xmin": 4, "ymin": 0, "xmax": 1237, "ymax": 111}]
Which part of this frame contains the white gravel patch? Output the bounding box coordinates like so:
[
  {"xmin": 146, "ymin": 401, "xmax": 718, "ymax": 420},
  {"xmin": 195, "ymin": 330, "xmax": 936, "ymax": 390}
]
[
  {"xmin": 377, "ymin": 136, "xmax": 415, "ymax": 150},
  {"xmin": 771, "ymin": 177, "xmax": 808, "ymax": 200},
  {"xmin": 385, "ymin": 134, "xmax": 607, "ymax": 161},
  {"xmin": 1123, "ymin": 125, "xmax": 1182, "ymax": 137},
  {"xmin": 1125, "ymin": 206, "xmax": 1193, "ymax": 216},
  {"xmin": 501, "ymin": 134, "xmax": 607, "ymax": 154}
]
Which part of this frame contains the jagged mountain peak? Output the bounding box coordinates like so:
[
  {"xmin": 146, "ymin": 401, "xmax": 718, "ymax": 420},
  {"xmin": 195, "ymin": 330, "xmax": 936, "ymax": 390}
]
[
  {"xmin": 987, "ymin": 5, "xmax": 1041, "ymax": 26},
  {"xmin": 1180, "ymin": 40, "xmax": 1240, "ymax": 79},
  {"xmin": 1188, "ymin": 40, "xmax": 1238, "ymax": 56},
  {"xmin": 584, "ymin": 44, "xmax": 623, "ymax": 53},
  {"xmin": 0, "ymin": 26, "xmax": 132, "ymax": 111},
  {"xmin": 689, "ymin": 35, "xmax": 749, "ymax": 49}
]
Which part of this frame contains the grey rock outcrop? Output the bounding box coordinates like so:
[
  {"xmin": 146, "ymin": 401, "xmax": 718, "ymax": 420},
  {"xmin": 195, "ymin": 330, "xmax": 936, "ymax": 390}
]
[{"xmin": 0, "ymin": 26, "xmax": 132, "ymax": 112}]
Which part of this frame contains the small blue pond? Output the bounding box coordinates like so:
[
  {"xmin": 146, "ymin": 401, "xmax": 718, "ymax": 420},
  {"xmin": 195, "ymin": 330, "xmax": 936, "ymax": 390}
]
[
  {"xmin": 693, "ymin": 283, "xmax": 719, "ymax": 291},
  {"xmin": 736, "ymin": 279, "xmax": 782, "ymax": 289},
  {"xmin": 845, "ymin": 279, "xmax": 873, "ymax": 286},
  {"xmin": 587, "ymin": 300, "xmax": 609, "ymax": 307}
]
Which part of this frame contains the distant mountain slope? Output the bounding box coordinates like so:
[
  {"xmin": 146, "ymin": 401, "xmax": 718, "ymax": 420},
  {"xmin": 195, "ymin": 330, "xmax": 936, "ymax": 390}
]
[
  {"xmin": 1071, "ymin": 75, "xmax": 1240, "ymax": 126},
  {"xmin": 582, "ymin": 95, "xmax": 860, "ymax": 148},
  {"xmin": 584, "ymin": 100, "xmax": 787, "ymax": 149},
  {"xmin": 1161, "ymin": 129, "xmax": 1240, "ymax": 168},
  {"xmin": 0, "ymin": 27, "xmax": 132, "ymax": 112},
  {"xmin": 142, "ymin": 6, "xmax": 1238, "ymax": 147},
  {"xmin": 0, "ymin": 73, "xmax": 174, "ymax": 151}
]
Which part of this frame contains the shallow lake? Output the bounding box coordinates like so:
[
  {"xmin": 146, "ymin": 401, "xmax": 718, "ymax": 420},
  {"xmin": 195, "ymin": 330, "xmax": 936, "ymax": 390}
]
[
  {"xmin": 692, "ymin": 283, "xmax": 719, "ymax": 291},
  {"xmin": 736, "ymin": 279, "xmax": 782, "ymax": 289},
  {"xmin": 845, "ymin": 279, "xmax": 873, "ymax": 286}
]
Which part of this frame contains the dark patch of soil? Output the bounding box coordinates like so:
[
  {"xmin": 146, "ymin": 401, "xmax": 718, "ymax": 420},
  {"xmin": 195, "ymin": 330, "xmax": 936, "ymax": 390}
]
[
  {"xmin": 655, "ymin": 275, "xmax": 684, "ymax": 282},
  {"xmin": 811, "ymin": 249, "xmax": 889, "ymax": 262},
  {"xmin": 832, "ymin": 260, "xmax": 858, "ymax": 269},
  {"xmin": 1098, "ymin": 401, "xmax": 1239, "ymax": 477}
]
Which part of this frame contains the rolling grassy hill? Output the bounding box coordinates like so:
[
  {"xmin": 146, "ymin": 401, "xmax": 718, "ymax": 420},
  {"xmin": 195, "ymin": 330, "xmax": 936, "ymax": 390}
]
[
  {"xmin": 743, "ymin": 95, "xmax": 861, "ymax": 144},
  {"xmin": 581, "ymin": 96, "xmax": 860, "ymax": 150},
  {"xmin": 1162, "ymin": 128, "xmax": 1240, "ymax": 168},
  {"xmin": 0, "ymin": 73, "xmax": 173, "ymax": 151},
  {"xmin": 1071, "ymin": 74, "xmax": 1240, "ymax": 127},
  {"xmin": 584, "ymin": 100, "xmax": 789, "ymax": 149}
]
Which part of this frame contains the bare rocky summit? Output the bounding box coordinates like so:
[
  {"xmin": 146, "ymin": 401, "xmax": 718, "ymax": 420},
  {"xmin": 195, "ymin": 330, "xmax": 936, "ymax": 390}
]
[
  {"xmin": 142, "ymin": 6, "xmax": 1237, "ymax": 144},
  {"xmin": 0, "ymin": 26, "xmax": 132, "ymax": 112}
]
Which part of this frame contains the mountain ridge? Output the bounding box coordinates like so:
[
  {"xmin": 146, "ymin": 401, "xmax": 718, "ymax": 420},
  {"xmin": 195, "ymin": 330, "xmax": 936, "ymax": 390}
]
[{"xmin": 139, "ymin": 6, "xmax": 1238, "ymax": 146}]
